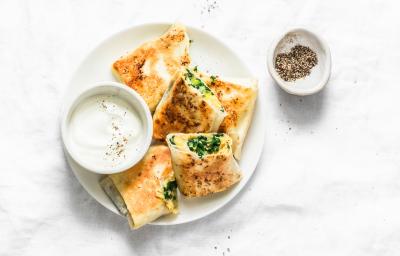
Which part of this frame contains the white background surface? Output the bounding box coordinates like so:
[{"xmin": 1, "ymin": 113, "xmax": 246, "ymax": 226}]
[{"xmin": 1, "ymin": 0, "xmax": 400, "ymax": 255}]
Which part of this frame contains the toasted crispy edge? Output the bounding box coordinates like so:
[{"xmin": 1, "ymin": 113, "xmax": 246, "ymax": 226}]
[{"xmin": 227, "ymin": 78, "xmax": 258, "ymax": 159}]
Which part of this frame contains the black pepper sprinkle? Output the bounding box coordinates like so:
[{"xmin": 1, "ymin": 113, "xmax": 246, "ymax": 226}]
[
  {"xmin": 201, "ymin": 0, "xmax": 218, "ymax": 14},
  {"xmin": 275, "ymin": 45, "xmax": 318, "ymax": 82},
  {"xmin": 100, "ymin": 98, "xmax": 133, "ymax": 165}
]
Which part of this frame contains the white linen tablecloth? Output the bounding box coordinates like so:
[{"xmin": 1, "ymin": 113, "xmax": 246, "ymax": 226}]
[{"xmin": 1, "ymin": 0, "xmax": 400, "ymax": 255}]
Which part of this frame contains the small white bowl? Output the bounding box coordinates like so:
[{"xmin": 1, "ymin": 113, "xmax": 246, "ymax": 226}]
[
  {"xmin": 61, "ymin": 81, "xmax": 152, "ymax": 174},
  {"xmin": 267, "ymin": 28, "xmax": 331, "ymax": 96}
]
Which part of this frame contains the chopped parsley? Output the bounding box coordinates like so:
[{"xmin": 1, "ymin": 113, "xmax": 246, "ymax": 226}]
[
  {"xmin": 163, "ymin": 180, "xmax": 177, "ymax": 200},
  {"xmin": 187, "ymin": 134, "xmax": 223, "ymax": 158},
  {"xmin": 210, "ymin": 75, "xmax": 217, "ymax": 85},
  {"xmin": 193, "ymin": 65, "xmax": 198, "ymax": 72},
  {"xmin": 185, "ymin": 69, "xmax": 214, "ymax": 97},
  {"xmin": 189, "ymin": 39, "xmax": 194, "ymax": 43},
  {"xmin": 169, "ymin": 135, "xmax": 176, "ymax": 145}
]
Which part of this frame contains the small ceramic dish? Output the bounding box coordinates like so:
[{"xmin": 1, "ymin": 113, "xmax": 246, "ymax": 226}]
[
  {"xmin": 61, "ymin": 81, "xmax": 152, "ymax": 174},
  {"xmin": 267, "ymin": 28, "xmax": 331, "ymax": 96}
]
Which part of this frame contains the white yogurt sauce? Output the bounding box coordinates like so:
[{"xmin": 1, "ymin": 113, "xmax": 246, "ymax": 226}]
[{"xmin": 68, "ymin": 94, "xmax": 143, "ymax": 169}]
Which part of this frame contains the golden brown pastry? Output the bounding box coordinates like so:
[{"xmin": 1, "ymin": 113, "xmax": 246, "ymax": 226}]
[
  {"xmin": 100, "ymin": 145, "xmax": 178, "ymax": 229},
  {"xmin": 166, "ymin": 133, "xmax": 241, "ymax": 197},
  {"xmin": 112, "ymin": 24, "xmax": 191, "ymax": 112},
  {"xmin": 152, "ymin": 68, "xmax": 226, "ymax": 141},
  {"xmin": 198, "ymin": 73, "xmax": 258, "ymax": 159}
]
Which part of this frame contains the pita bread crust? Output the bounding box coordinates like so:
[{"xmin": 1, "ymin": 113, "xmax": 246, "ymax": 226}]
[
  {"xmin": 153, "ymin": 72, "xmax": 225, "ymax": 141},
  {"xmin": 102, "ymin": 145, "xmax": 176, "ymax": 229},
  {"xmin": 112, "ymin": 24, "xmax": 190, "ymax": 112},
  {"xmin": 167, "ymin": 133, "xmax": 241, "ymax": 197}
]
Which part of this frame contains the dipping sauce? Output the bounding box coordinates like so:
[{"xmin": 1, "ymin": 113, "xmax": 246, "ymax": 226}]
[{"xmin": 67, "ymin": 94, "xmax": 143, "ymax": 169}]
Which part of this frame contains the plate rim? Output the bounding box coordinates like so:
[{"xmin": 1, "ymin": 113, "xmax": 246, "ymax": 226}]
[{"xmin": 63, "ymin": 22, "xmax": 266, "ymax": 226}]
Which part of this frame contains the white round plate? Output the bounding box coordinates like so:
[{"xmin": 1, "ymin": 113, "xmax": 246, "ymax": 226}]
[{"xmin": 64, "ymin": 23, "xmax": 265, "ymax": 225}]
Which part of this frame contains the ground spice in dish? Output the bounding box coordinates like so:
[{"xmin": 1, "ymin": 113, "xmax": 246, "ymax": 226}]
[{"xmin": 274, "ymin": 45, "xmax": 318, "ymax": 82}]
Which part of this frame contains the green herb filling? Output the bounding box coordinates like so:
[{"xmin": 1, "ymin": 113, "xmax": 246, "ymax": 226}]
[
  {"xmin": 169, "ymin": 135, "xmax": 176, "ymax": 145},
  {"xmin": 210, "ymin": 75, "xmax": 217, "ymax": 85},
  {"xmin": 163, "ymin": 180, "xmax": 177, "ymax": 200},
  {"xmin": 185, "ymin": 69, "xmax": 214, "ymax": 97},
  {"xmin": 187, "ymin": 134, "xmax": 223, "ymax": 158}
]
